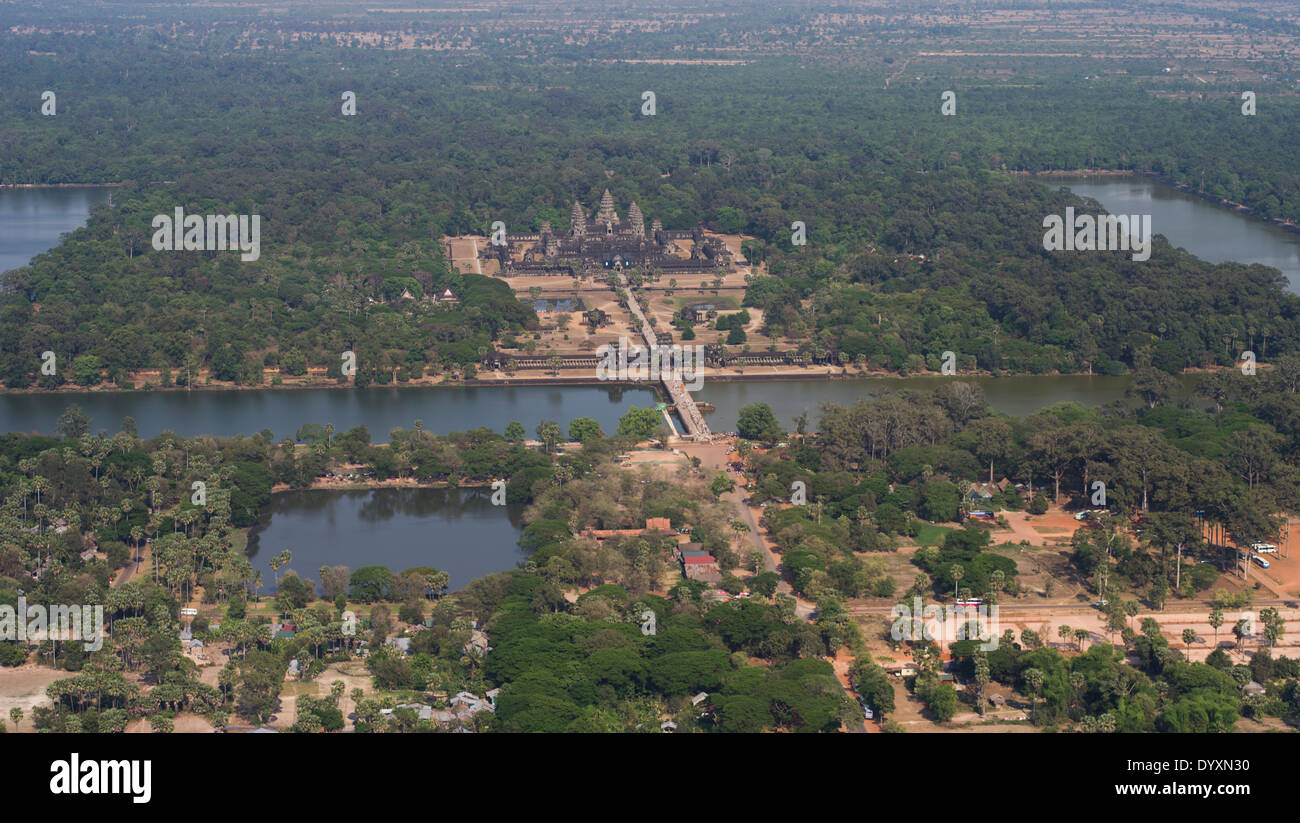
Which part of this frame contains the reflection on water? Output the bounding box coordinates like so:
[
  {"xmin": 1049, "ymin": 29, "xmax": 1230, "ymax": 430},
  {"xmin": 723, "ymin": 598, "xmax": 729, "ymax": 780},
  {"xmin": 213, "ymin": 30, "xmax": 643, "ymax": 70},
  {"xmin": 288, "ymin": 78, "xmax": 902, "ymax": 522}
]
[
  {"xmin": 0, "ymin": 186, "xmax": 111, "ymax": 275},
  {"xmin": 0, "ymin": 383, "xmax": 659, "ymax": 438},
  {"xmin": 531, "ymin": 297, "xmax": 575, "ymax": 313},
  {"xmin": 697, "ymin": 373, "xmax": 1199, "ymax": 432},
  {"xmin": 246, "ymin": 487, "xmax": 525, "ymax": 592},
  {"xmin": 1057, "ymin": 175, "xmax": 1300, "ymax": 295}
]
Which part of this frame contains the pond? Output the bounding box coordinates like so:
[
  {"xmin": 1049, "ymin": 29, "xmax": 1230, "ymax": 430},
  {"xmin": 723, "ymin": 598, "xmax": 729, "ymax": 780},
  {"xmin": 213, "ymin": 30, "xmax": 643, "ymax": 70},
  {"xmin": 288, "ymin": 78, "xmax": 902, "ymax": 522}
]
[{"xmin": 245, "ymin": 487, "xmax": 526, "ymax": 594}]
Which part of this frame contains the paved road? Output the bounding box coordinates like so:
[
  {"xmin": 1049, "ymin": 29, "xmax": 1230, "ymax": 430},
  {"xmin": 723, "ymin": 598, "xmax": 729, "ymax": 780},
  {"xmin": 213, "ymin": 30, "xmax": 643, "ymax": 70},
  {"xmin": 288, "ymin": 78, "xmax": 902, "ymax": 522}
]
[{"xmin": 619, "ymin": 273, "xmax": 710, "ymax": 439}]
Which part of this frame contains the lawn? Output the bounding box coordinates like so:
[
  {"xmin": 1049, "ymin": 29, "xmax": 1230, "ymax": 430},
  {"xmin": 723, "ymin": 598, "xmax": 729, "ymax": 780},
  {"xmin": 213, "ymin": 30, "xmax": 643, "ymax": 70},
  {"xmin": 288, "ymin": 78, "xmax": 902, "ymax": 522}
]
[{"xmin": 913, "ymin": 523, "xmax": 955, "ymax": 547}]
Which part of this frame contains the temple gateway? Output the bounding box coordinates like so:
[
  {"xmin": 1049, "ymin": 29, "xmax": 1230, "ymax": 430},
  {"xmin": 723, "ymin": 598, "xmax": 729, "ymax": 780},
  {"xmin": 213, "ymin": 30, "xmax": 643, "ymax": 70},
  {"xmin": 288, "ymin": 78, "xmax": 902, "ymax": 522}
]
[{"xmin": 487, "ymin": 189, "xmax": 734, "ymax": 277}]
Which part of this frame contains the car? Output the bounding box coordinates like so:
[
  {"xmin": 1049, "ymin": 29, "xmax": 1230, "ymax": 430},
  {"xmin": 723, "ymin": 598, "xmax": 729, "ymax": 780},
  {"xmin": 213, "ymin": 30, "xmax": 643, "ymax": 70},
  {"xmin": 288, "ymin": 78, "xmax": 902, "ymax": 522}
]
[
  {"xmin": 1074, "ymin": 511, "xmax": 1091, "ymax": 521},
  {"xmin": 1094, "ymin": 599, "xmax": 1108, "ymax": 608}
]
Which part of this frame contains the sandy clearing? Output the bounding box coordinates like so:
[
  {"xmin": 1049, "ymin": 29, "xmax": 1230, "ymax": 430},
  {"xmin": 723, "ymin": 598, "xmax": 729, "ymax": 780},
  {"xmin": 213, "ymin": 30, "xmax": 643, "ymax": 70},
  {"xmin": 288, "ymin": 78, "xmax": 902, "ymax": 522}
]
[{"xmin": 0, "ymin": 665, "xmax": 64, "ymax": 730}]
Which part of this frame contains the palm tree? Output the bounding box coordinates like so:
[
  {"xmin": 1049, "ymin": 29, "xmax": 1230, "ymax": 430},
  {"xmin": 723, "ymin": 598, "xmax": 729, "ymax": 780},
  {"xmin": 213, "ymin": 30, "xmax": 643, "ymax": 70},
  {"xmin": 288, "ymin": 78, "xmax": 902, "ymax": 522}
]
[
  {"xmin": 1074, "ymin": 628, "xmax": 1090, "ymax": 651},
  {"xmin": 1208, "ymin": 607, "xmax": 1224, "ymax": 648},
  {"xmin": 1123, "ymin": 600, "xmax": 1140, "ymax": 628},
  {"xmin": 1182, "ymin": 628, "xmax": 1198, "ymax": 660},
  {"xmin": 951, "ymin": 565, "xmax": 964, "ymax": 601},
  {"xmin": 729, "ymin": 519, "xmax": 749, "ymax": 549},
  {"xmin": 1233, "ymin": 618, "xmax": 1249, "ymax": 652},
  {"xmin": 1023, "ymin": 668, "xmax": 1044, "ymax": 722},
  {"xmin": 989, "ymin": 569, "xmax": 1006, "ymax": 604},
  {"xmin": 973, "ymin": 654, "xmax": 990, "ymax": 716}
]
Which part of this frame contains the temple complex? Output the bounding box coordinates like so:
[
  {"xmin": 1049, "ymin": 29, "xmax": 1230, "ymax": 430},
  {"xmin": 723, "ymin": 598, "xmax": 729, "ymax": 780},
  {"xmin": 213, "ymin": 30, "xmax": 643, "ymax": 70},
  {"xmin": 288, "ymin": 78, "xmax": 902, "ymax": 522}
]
[{"xmin": 484, "ymin": 189, "xmax": 735, "ymax": 277}]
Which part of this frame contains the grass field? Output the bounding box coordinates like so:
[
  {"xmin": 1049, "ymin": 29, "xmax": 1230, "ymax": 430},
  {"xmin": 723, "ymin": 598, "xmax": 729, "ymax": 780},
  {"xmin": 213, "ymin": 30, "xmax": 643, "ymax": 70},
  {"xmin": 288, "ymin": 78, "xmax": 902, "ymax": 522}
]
[{"xmin": 913, "ymin": 523, "xmax": 956, "ymax": 547}]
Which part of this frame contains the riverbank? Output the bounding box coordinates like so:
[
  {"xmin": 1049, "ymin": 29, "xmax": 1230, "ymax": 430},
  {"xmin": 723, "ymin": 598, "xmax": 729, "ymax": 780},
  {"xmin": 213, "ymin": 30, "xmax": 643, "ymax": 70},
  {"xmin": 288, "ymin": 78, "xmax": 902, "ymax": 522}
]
[
  {"xmin": 272, "ymin": 476, "xmax": 497, "ymax": 494},
  {"xmin": 0, "ymin": 182, "xmax": 123, "ymax": 188},
  {"xmin": 0, "ymin": 362, "xmax": 1239, "ymax": 396}
]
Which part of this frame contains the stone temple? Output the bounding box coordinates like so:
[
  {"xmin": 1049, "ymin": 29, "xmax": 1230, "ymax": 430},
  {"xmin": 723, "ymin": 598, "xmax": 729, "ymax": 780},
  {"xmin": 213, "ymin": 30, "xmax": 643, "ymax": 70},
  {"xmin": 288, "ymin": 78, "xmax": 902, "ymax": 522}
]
[{"xmin": 486, "ymin": 189, "xmax": 734, "ymax": 276}]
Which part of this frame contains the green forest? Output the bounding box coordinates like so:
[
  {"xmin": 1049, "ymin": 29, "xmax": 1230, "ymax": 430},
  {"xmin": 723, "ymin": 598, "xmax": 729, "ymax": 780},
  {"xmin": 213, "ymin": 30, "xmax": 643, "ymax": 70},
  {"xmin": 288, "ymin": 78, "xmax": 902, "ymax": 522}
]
[{"xmin": 2, "ymin": 31, "xmax": 1299, "ymax": 385}]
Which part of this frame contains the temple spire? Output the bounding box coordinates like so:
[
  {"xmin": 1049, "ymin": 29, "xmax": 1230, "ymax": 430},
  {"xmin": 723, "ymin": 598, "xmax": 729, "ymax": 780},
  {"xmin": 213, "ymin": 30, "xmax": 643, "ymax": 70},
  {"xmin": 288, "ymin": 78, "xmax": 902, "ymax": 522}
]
[
  {"xmin": 570, "ymin": 201, "xmax": 587, "ymax": 237},
  {"xmin": 628, "ymin": 201, "xmax": 645, "ymax": 238},
  {"xmin": 596, "ymin": 189, "xmax": 619, "ymax": 227}
]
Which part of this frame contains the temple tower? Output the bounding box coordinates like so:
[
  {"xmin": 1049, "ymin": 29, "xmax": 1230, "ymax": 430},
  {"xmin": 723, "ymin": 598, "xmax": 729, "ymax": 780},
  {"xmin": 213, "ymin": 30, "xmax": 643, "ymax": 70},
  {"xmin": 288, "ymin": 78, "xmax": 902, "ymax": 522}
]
[
  {"xmin": 596, "ymin": 189, "xmax": 619, "ymax": 232},
  {"xmin": 628, "ymin": 201, "xmax": 645, "ymax": 239},
  {"xmin": 570, "ymin": 202, "xmax": 587, "ymax": 238}
]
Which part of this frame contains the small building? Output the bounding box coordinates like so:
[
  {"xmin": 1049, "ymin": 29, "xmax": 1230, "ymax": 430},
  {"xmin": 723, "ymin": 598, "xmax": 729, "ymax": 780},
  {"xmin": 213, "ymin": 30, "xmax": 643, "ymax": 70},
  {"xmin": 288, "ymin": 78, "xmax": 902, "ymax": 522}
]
[
  {"xmin": 464, "ymin": 630, "xmax": 490, "ymax": 657},
  {"xmin": 384, "ymin": 703, "xmax": 434, "ymax": 722},
  {"xmin": 435, "ymin": 287, "xmax": 459, "ymax": 304},
  {"xmin": 965, "ymin": 483, "xmax": 996, "ymax": 502},
  {"xmin": 1242, "ymin": 681, "xmax": 1267, "ymax": 697},
  {"xmin": 433, "ymin": 691, "xmax": 496, "ymax": 725},
  {"xmin": 645, "ymin": 517, "xmax": 673, "ymax": 533},
  {"xmin": 683, "ymin": 555, "xmax": 720, "ymax": 583},
  {"xmin": 684, "ymin": 303, "xmax": 716, "ymax": 323},
  {"xmin": 966, "ymin": 479, "xmax": 1012, "ymax": 503},
  {"xmin": 386, "ymin": 637, "xmax": 412, "ymax": 654},
  {"xmin": 674, "ymin": 541, "xmax": 705, "ymax": 560},
  {"xmin": 660, "ymin": 720, "xmax": 678, "ymax": 733}
]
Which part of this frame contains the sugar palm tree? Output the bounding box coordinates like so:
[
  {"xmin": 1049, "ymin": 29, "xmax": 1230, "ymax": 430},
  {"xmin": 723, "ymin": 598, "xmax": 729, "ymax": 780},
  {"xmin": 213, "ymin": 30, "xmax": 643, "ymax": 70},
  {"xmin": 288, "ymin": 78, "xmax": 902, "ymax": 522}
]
[
  {"xmin": 729, "ymin": 519, "xmax": 749, "ymax": 549},
  {"xmin": 1023, "ymin": 668, "xmax": 1044, "ymax": 722},
  {"xmin": 1074, "ymin": 628, "xmax": 1090, "ymax": 651}
]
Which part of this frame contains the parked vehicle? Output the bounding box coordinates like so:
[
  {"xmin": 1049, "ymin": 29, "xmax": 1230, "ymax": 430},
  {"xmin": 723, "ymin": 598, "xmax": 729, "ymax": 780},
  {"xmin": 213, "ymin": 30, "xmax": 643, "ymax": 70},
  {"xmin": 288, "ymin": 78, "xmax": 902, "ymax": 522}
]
[
  {"xmin": 1251, "ymin": 554, "xmax": 1270, "ymax": 569},
  {"xmin": 1250, "ymin": 541, "xmax": 1278, "ymax": 554}
]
